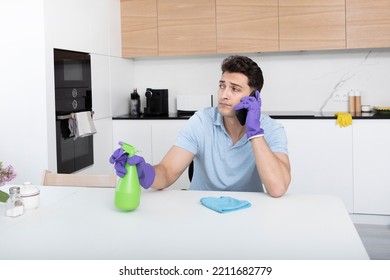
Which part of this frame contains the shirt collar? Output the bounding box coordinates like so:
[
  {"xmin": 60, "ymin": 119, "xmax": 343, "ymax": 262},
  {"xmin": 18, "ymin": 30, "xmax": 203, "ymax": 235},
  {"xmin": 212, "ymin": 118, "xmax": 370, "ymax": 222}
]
[
  {"xmin": 214, "ymin": 109, "xmax": 249, "ymax": 145},
  {"xmin": 214, "ymin": 111, "xmax": 224, "ymax": 127}
]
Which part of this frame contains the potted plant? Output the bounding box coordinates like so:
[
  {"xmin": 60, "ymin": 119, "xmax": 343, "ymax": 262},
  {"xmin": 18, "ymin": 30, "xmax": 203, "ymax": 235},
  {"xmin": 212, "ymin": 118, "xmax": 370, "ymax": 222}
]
[{"xmin": 0, "ymin": 162, "xmax": 16, "ymax": 202}]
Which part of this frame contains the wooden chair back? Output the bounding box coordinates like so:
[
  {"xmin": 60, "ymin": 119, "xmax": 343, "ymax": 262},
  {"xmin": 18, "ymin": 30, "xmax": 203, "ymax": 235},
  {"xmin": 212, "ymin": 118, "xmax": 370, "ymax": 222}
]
[{"xmin": 42, "ymin": 170, "xmax": 117, "ymax": 188}]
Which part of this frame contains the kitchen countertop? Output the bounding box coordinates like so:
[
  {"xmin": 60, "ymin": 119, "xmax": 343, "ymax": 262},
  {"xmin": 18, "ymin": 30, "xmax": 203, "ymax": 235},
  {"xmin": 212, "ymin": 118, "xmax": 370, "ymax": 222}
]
[
  {"xmin": 113, "ymin": 111, "xmax": 390, "ymax": 120},
  {"xmin": 113, "ymin": 113, "xmax": 190, "ymax": 120}
]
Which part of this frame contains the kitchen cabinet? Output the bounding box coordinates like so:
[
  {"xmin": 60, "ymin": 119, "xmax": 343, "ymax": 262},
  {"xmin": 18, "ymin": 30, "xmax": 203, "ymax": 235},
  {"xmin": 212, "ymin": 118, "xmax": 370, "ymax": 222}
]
[
  {"xmin": 279, "ymin": 0, "xmax": 346, "ymax": 51},
  {"xmin": 157, "ymin": 0, "xmax": 216, "ymax": 56},
  {"xmin": 120, "ymin": 0, "xmax": 217, "ymax": 57},
  {"xmin": 353, "ymin": 120, "xmax": 390, "ymax": 215},
  {"xmin": 113, "ymin": 121, "xmax": 153, "ymax": 163},
  {"xmin": 280, "ymin": 118, "xmax": 390, "ymax": 216},
  {"xmin": 113, "ymin": 120, "xmax": 190, "ymax": 190},
  {"xmin": 85, "ymin": 118, "xmax": 114, "ymax": 175},
  {"xmin": 216, "ymin": 0, "xmax": 279, "ymax": 53},
  {"xmin": 91, "ymin": 55, "xmax": 111, "ymax": 119},
  {"xmin": 346, "ymin": 0, "xmax": 390, "ymax": 49},
  {"xmin": 46, "ymin": 0, "xmax": 111, "ymax": 55},
  {"xmin": 120, "ymin": 0, "xmax": 390, "ymax": 57},
  {"xmin": 279, "ymin": 119, "xmax": 354, "ymax": 212},
  {"xmin": 151, "ymin": 120, "xmax": 187, "ymax": 165},
  {"xmin": 121, "ymin": 0, "xmax": 158, "ymax": 57}
]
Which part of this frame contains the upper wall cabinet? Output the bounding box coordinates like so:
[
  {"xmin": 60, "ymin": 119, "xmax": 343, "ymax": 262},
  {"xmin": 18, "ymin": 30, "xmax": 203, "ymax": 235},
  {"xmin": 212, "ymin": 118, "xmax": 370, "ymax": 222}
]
[
  {"xmin": 121, "ymin": 0, "xmax": 390, "ymax": 57},
  {"xmin": 121, "ymin": 0, "xmax": 158, "ymax": 57},
  {"xmin": 157, "ymin": 0, "xmax": 216, "ymax": 56},
  {"xmin": 216, "ymin": 0, "xmax": 279, "ymax": 53},
  {"xmin": 279, "ymin": 0, "xmax": 346, "ymax": 51},
  {"xmin": 346, "ymin": 0, "xmax": 390, "ymax": 49}
]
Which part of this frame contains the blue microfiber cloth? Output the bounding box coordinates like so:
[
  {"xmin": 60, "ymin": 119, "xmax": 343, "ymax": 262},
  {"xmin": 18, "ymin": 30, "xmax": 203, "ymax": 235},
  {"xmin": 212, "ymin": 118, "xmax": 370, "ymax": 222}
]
[{"xmin": 200, "ymin": 196, "xmax": 251, "ymax": 213}]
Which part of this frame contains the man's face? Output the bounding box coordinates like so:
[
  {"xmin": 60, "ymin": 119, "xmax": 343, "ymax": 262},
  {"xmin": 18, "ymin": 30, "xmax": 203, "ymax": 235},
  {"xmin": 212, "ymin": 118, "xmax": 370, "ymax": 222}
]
[{"xmin": 217, "ymin": 71, "xmax": 252, "ymax": 118}]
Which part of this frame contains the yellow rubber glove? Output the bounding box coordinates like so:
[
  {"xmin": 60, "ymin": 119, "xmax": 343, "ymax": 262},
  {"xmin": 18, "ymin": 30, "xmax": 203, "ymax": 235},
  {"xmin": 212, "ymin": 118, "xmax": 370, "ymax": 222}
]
[{"xmin": 335, "ymin": 112, "xmax": 352, "ymax": 128}]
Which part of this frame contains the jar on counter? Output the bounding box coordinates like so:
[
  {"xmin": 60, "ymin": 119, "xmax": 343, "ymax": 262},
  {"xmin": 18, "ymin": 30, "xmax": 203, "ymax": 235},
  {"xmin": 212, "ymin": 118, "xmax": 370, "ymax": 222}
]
[
  {"xmin": 6, "ymin": 186, "xmax": 24, "ymax": 217},
  {"xmin": 20, "ymin": 182, "xmax": 40, "ymax": 210}
]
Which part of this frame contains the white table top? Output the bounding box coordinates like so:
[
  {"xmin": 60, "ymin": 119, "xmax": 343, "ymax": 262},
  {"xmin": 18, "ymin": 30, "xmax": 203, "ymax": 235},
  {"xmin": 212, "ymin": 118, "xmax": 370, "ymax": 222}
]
[{"xmin": 0, "ymin": 186, "xmax": 369, "ymax": 260}]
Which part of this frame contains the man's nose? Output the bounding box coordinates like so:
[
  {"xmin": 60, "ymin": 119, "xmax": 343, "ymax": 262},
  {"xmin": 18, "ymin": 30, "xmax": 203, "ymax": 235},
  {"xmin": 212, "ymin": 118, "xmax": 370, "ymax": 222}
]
[{"xmin": 220, "ymin": 88, "xmax": 230, "ymax": 99}]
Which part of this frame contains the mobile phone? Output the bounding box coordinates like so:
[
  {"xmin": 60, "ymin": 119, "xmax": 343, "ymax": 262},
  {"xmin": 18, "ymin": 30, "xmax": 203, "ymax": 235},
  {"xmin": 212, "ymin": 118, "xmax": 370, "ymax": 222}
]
[{"xmin": 235, "ymin": 90, "xmax": 256, "ymax": 126}]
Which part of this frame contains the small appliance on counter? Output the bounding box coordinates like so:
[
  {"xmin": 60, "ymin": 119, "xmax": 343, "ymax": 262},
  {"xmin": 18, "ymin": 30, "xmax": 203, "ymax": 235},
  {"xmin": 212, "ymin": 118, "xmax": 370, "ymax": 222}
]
[
  {"xmin": 144, "ymin": 88, "xmax": 169, "ymax": 116},
  {"xmin": 176, "ymin": 94, "xmax": 214, "ymax": 116}
]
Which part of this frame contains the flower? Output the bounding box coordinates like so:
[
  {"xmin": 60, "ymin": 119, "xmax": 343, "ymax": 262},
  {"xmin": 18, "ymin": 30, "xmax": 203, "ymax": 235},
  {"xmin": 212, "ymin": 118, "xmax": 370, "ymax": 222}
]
[
  {"xmin": 0, "ymin": 162, "xmax": 16, "ymax": 186},
  {"xmin": 0, "ymin": 162, "xmax": 16, "ymax": 202}
]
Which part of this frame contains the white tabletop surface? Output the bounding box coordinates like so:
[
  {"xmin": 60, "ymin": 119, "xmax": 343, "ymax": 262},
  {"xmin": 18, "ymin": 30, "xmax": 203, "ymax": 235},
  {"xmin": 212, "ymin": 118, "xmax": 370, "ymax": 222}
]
[{"xmin": 0, "ymin": 185, "xmax": 369, "ymax": 260}]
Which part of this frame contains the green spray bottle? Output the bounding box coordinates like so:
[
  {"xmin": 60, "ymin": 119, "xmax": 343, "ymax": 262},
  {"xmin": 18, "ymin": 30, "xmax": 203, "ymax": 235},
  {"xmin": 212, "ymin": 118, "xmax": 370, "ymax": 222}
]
[{"xmin": 114, "ymin": 142, "xmax": 141, "ymax": 211}]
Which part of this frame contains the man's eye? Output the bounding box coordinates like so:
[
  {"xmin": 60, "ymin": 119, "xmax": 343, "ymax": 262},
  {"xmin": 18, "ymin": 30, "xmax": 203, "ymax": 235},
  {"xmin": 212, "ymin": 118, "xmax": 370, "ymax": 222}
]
[{"xmin": 219, "ymin": 84, "xmax": 225, "ymax": 89}]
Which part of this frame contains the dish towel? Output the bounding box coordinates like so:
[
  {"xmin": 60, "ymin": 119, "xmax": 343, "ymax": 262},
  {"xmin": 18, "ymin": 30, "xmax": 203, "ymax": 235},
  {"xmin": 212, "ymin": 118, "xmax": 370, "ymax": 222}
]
[
  {"xmin": 74, "ymin": 111, "xmax": 97, "ymax": 138},
  {"xmin": 68, "ymin": 117, "xmax": 77, "ymax": 138},
  {"xmin": 200, "ymin": 196, "xmax": 251, "ymax": 213}
]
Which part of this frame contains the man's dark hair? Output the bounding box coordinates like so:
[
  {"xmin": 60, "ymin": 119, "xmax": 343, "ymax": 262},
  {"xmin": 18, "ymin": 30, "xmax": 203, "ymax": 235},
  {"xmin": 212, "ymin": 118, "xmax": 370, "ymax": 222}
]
[{"xmin": 221, "ymin": 55, "xmax": 264, "ymax": 91}]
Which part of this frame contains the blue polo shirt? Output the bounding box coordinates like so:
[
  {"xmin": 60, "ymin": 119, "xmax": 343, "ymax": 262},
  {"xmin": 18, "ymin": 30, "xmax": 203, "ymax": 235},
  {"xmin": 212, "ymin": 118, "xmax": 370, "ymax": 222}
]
[{"xmin": 175, "ymin": 107, "xmax": 288, "ymax": 192}]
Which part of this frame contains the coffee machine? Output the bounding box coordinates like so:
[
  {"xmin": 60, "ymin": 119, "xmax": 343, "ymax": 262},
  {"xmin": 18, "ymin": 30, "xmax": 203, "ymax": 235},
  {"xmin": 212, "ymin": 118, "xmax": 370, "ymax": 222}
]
[{"xmin": 144, "ymin": 88, "xmax": 169, "ymax": 116}]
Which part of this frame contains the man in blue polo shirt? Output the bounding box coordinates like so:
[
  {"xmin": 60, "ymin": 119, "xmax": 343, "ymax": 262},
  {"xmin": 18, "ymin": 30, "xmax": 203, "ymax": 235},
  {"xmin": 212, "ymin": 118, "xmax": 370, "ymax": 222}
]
[{"xmin": 111, "ymin": 55, "xmax": 291, "ymax": 197}]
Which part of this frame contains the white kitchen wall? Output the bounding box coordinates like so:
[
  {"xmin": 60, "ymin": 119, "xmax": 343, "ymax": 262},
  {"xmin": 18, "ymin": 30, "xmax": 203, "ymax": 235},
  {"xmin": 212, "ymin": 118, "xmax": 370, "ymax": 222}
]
[
  {"xmin": 131, "ymin": 49, "xmax": 390, "ymax": 114},
  {"xmin": 1, "ymin": 0, "xmax": 127, "ymax": 185},
  {"xmin": 0, "ymin": 0, "xmax": 48, "ymax": 185}
]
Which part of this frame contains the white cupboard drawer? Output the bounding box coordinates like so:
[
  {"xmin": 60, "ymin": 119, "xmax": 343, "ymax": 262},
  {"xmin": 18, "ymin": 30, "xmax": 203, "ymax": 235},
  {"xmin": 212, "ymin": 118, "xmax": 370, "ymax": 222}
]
[{"xmin": 353, "ymin": 120, "xmax": 390, "ymax": 215}]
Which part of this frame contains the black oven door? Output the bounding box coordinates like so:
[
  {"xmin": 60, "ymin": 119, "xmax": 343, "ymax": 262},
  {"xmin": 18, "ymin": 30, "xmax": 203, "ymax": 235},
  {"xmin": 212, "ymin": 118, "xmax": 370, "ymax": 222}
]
[{"xmin": 56, "ymin": 119, "xmax": 94, "ymax": 173}]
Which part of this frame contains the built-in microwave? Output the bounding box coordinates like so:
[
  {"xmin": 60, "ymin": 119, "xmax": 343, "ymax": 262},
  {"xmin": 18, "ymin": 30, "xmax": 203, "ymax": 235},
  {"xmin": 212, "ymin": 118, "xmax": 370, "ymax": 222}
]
[{"xmin": 54, "ymin": 48, "xmax": 91, "ymax": 88}]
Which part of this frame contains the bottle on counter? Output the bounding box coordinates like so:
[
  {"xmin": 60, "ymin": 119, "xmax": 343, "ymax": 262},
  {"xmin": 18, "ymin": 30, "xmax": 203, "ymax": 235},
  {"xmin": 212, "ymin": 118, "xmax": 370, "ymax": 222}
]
[
  {"xmin": 114, "ymin": 142, "xmax": 141, "ymax": 211},
  {"xmin": 355, "ymin": 90, "xmax": 362, "ymax": 115},
  {"xmin": 130, "ymin": 88, "xmax": 141, "ymax": 117},
  {"xmin": 348, "ymin": 89, "xmax": 362, "ymax": 115},
  {"xmin": 348, "ymin": 90, "xmax": 356, "ymax": 114},
  {"xmin": 6, "ymin": 186, "xmax": 24, "ymax": 217}
]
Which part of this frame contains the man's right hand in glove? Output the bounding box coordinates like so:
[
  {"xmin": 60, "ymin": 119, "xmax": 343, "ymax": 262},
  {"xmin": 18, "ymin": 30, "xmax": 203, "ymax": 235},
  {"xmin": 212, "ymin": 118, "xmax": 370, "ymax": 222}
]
[
  {"xmin": 127, "ymin": 155, "xmax": 155, "ymax": 189},
  {"xmin": 109, "ymin": 149, "xmax": 155, "ymax": 189}
]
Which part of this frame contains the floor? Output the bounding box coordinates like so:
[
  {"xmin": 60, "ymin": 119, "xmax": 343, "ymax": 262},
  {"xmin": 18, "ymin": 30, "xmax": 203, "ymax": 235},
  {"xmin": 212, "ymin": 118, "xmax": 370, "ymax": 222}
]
[{"xmin": 354, "ymin": 223, "xmax": 390, "ymax": 260}]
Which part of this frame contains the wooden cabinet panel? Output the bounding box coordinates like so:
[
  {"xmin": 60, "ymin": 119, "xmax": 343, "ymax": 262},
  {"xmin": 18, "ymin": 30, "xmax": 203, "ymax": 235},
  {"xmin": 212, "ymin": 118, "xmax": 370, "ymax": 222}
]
[
  {"xmin": 121, "ymin": 0, "xmax": 158, "ymax": 57},
  {"xmin": 216, "ymin": 0, "xmax": 279, "ymax": 53},
  {"xmin": 279, "ymin": 0, "xmax": 346, "ymax": 51},
  {"xmin": 346, "ymin": 0, "xmax": 390, "ymax": 49},
  {"xmin": 120, "ymin": 0, "xmax": 390, "ymax": 57},
  {"xmin": 157, "ymin": 0, "xmax": 216, "ymax": 56}
]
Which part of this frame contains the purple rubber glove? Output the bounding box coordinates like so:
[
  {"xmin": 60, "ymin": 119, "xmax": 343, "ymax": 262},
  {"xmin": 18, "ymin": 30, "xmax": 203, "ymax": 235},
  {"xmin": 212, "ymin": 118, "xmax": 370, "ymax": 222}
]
[
  {"xmin": 127, "ymin": 155, "xmax": 155, "ymax": 189},
  {"xmin": 234, "ymin": 90, "xmax": 264, "ymax": 139},
  {"xmin": 109, "ymin": 147, "xmax": 128, "ymax": 177}
]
